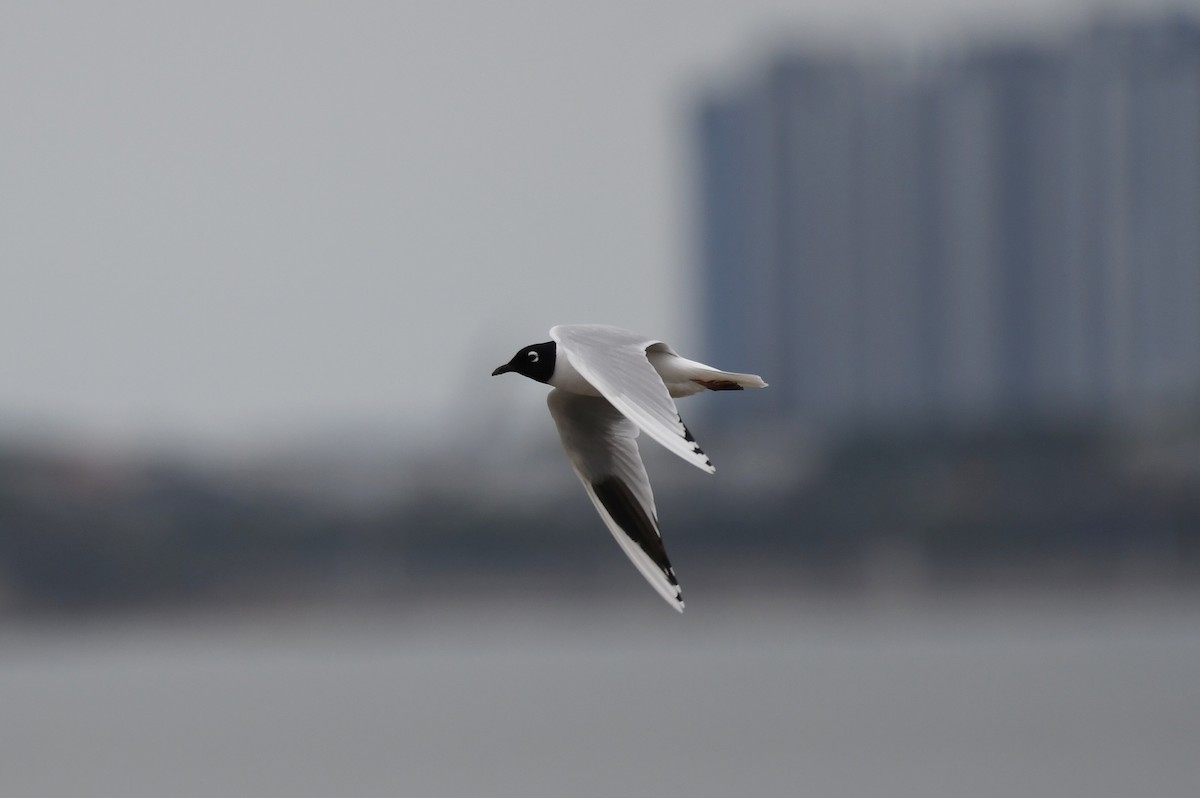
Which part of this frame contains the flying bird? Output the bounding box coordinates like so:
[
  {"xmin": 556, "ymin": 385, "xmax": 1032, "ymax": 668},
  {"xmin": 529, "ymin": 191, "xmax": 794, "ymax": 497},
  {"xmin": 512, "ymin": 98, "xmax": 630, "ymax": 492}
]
[{"xmin": 491, "ymin": 324, "xmax": 767, "ymax": 611}]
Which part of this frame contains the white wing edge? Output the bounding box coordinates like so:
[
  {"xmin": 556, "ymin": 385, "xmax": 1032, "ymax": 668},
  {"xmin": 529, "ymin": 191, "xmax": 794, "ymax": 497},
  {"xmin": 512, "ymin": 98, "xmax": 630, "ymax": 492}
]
[{"xmin": 572, "ymin": 473, "xmax": 685, "ymax": 613}]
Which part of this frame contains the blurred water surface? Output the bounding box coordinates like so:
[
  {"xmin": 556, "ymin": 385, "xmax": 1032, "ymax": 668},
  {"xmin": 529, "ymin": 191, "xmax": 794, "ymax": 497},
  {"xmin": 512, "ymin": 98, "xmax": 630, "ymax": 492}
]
[{"xmin": 2, "ymin": 591, "xmax": 1197, "ymax": 798}]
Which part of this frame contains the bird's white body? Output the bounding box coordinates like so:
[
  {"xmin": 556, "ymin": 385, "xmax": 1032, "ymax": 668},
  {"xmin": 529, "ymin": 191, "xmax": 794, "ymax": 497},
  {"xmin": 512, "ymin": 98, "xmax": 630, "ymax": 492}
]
[
  {"xmin": 548, "ymin": 345, "xmax": 724, "ymax": 399},
  {"xmin": 543, "ymin": 349, "xmax": 602, "ymax": 395}
]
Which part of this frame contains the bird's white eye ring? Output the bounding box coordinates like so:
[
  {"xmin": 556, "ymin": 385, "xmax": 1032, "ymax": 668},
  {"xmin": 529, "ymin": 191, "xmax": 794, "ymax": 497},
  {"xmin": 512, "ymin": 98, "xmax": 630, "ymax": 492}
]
[{"xmin": 527, "ymin": 351, "xmax": 539, "ymax": 362}]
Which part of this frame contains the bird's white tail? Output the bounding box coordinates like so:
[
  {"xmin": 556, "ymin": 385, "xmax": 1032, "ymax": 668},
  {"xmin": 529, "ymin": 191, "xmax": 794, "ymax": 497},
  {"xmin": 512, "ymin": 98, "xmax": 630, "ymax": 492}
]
[
  {"xmin": 646, "ymin": 348, "xmax": 768, "ymax": 396},
  {"xmin": 690, "ymin": 366, "xmax": 767, "ymax": 391}
]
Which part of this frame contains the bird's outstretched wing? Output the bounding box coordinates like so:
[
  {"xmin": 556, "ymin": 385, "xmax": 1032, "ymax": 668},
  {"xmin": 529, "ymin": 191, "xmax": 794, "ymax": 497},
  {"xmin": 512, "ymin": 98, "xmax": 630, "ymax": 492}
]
[
  {"xmin": 550, "ymin": 324, "xmax": 714, "ymax": 473},
  {"xmin": 547, "ymin": 389, "xmax": 684, "ymax": 611}
]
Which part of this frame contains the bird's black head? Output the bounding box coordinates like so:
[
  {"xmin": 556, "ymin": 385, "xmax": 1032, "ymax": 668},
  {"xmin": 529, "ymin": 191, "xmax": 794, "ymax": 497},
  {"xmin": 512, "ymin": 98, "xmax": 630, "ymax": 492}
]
[{"xmin": 491, "ymin": 341, "xmax": 556, "ymax": 384}]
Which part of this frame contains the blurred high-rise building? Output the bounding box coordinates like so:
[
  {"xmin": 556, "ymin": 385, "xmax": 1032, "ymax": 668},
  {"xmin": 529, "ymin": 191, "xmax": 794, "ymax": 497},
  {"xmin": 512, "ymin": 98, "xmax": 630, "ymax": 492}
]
[{"xmin": 697, "ymin": 14, "xmax": 1200, "ymax": 429}]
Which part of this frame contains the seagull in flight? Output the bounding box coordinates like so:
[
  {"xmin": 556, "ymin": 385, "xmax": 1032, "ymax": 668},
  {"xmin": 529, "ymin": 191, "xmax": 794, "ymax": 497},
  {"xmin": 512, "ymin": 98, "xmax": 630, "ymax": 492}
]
[{"xmin": 491, "ymin": 324, "xmax": 767, "ymax": 611}]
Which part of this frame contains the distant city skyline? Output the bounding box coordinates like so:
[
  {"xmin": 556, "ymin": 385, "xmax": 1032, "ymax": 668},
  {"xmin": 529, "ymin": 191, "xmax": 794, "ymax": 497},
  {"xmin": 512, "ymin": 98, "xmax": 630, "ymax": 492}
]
[
  {"xmin": 1, "ymin": 1, "xmax": 1192, "ymax": 452},
  {"xmin": 698, "ymin": 11, "xmax": 1200, "ymax": 428}
]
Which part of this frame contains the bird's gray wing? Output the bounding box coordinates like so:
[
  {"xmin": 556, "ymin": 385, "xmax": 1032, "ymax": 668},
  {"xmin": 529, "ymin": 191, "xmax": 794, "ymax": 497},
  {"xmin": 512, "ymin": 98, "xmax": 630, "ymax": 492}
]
[
  {"xmin": 547, "ymin": 388, "xmax": 684, "ymax": 612},
  {"xmin": 550, "ymin": 324, "xmax": 714, "ymax": 474}
]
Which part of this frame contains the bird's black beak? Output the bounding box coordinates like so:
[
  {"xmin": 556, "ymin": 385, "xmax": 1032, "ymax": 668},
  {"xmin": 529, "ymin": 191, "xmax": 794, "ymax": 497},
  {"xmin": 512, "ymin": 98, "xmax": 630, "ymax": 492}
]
[{"xmin": 491, "ymin": 363, "xmax": 512, "ymax": 376}]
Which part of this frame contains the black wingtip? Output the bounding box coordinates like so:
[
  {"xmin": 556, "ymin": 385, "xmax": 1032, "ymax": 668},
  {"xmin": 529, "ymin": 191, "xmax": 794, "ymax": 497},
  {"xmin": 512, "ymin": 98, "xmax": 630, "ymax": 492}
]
[
  {"xmin": 591, "ymin": 476, "xmax": 674, "ymax": 578},
  {"xmin": 679, "ymin": 415, "xmax": 714, "ymax": 469}
]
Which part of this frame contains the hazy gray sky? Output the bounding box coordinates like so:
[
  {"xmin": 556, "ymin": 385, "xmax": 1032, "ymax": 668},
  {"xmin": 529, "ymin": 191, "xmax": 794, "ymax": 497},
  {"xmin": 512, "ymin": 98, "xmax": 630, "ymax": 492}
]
[{"xmin": 0, "ymin": 0, "xmax": 1170, "ymax": 451}]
